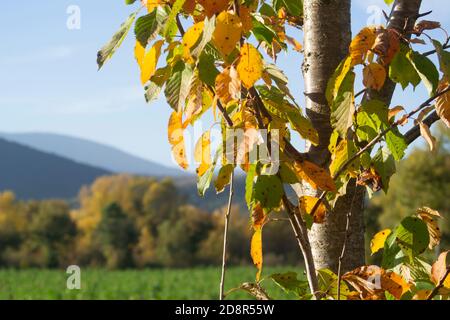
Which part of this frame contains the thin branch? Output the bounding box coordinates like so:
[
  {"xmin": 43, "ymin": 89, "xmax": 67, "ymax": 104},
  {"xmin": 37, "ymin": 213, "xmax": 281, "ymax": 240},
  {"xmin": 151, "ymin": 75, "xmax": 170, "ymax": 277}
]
[
  {"xmin": 423, "ymin": 43, "xmax": 450, "ymax": 57},
  {"xmin": 336, "ymin": 181, "xmax": 358, "ymax": 300},
  {"xmin": 219, "ymin": 171, "xmax": 234, "ymax": 300},
  {"xmin": 427, "ymin": 267, "xmax": 450, "ymax": 300},
  {"xmin": 176, "ymin": 14, "xmax": 185, "ymax": 36},
  {"xmin": 282, "ymin": 196, "xmax": 320, "ymax": 299},
  {"xmin": 405, "ymin": 111, "xmax": 440, "ymax": 145},
  {"xmin": 309, "ymin": 85, "xmax": 450, "ymax": 219}
]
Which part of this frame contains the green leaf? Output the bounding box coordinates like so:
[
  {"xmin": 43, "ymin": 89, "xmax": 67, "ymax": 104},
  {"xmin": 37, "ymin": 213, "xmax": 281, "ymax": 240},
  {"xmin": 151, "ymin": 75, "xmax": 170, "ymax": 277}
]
[
  {"xmin": 254, "ymin": 175, "xmax": 283, "ymax": 211},
  {"xmin": 215, "ymin": 164, "xmax": 234, "ymax": 193},
  {"xmin": 432, "ymin": 39, "xmax": 450, "ymax": 80},
  {"xmin": 270, "ymin": 272, "xmax": 308, "ymax": 298},
  {"xmin": 164, "ymin": 61, "xmax": 194, "ymax": 112},
  {"xmin": 331, "ymin": 71, "xmax": 356, "ymax": 138},
  {"xmin": 125, "ymin": 0, "xmax": 137, "ymax": 4},
  {"xmin": 356, "ymin": 100, "xmax": 388, "ymax": 142},
  {"xmin": 163, "ymin": 0, "xmax": 186, "ymax": 41},
  {"xmin": 389, "ymin": 45, "xmax": 421, "ymax": 90},
  {"xmin": 252, "ymin": 19, "xmax": 277, "ymax": 45},
  {"xmin": 381, "ymin": 231, "xmax": 402, "ymax": 269},
  {"xmin": 385, "ymin": 127, "xmax": 407, "ymax": 161},
  {"xmin": 273, "ymin": 0, "xmax": 303, "ymax": 17},
  {"xmin": 395, "ymin": 217, "xmax": 430, "ymax": 262},
  {"xmin": 407, "ymin": 50, "xmax": 439, "ymax": 96},
  {"xmin": 372, "ymin": 146, "xmax": 396, "ymax": 193},
  {"xmin": 198, "ymin": 52, "xmax": 219, "ymax": 86},
  {"xmin": 134, "ymin": 8, "xmax": 164, "ymax": 48},
  {"xmin": 97, "ymin": 11, "xmax": 137, "ymax": 69},
  {"xmin": 384, "ymin": 0, "xmax": 395, "ymax": 5},
  {"xmin": 287, "ymin": 110, "xmax": 319, "ymax": 146}
]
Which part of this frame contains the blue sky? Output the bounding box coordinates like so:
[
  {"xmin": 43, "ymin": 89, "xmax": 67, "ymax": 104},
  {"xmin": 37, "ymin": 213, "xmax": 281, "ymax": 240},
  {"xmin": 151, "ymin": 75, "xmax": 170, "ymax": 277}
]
[{"xmin": 1, "ymin": 0, "xmax": 449, "ymax": 169}]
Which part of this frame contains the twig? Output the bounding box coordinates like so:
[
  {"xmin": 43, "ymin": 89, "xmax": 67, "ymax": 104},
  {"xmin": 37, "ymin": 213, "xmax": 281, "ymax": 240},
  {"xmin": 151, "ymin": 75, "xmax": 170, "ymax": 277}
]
[
  {"xmin": 404, "ymin": 111, "xmax": 440, "ymax": 145},
  {"xmin": 176, "ymin": 14, "xmax": 185, "ymax": 35},
  {"xmin": 219, "ymin": 171, "xmax": 234, "ymax": 300},
  {"xmin": 423, "ymin": 43, "xmax": 450, "ymax": 57},
  {"xmin": 309, "ymin": 85, "xmax": 450, "ymax": 219},
  {"xmin": 336, "ymin": 181, "xmax": 358, "ymax": 300},
  {"xmin": 427, "ymin": 267, "xmax": 450, "ymax": 300},
  {"xmin": 282, "ymin": 196, "xmax": 320, "ymax": 299}
]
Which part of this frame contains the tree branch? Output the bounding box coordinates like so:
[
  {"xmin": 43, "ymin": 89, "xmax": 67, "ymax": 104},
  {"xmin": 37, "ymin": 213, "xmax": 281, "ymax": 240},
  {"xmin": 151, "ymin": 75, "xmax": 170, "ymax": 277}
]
[
  {"xmin": 219, "ymin": 171, "xmax": 234, "ymax": 300},
  {"xmin": 427, "ymin": 267, "xmax": 450, "ymax": 300},
  {"xmin": 405, "ymin": 111, "xmax": 441, "ymax": 145}
]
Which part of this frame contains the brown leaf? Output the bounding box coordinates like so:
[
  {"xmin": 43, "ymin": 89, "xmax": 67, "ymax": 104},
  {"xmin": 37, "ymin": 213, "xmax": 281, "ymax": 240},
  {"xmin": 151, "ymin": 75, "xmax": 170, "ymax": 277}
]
[
  {"xmin": 431, "ymin": 251, "xmax": 450, "ymax": 292},
  {"xmin": 414, "ymin": 20, "xmax": 441, "ymax": 35},
  {"xmin": 343, "ymin": 265, "xmax": 411, "ymax": 300},
  {"xmin": 417, "ymin": 207, "xmax": 441, "ymax": 249},
  {"xmin": 419, "ymin": 122, "xmax": 437, "ymax": 152},
  {"xmin": 435, "ymin": 81, "xmax": 450, "ymax": 128}
]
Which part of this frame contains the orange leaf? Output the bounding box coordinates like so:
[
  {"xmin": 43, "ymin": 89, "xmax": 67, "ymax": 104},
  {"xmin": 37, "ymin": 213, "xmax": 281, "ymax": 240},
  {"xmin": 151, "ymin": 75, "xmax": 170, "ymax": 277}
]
[
  {"xmin": 299, "ymin": 196, "xmax": 327, "ymax": 223},
  {"xmin": 293, "ymin": 160, "xmax": 336, "ymax": 192},
  {"xmin": 363, "ymin": 63, "xmax": 386, "ymax": 91}
]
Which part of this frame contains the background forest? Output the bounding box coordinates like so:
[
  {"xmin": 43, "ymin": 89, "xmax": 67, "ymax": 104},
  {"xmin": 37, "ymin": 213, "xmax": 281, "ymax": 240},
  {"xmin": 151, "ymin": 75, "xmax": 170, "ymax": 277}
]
[{"xmin": 1, "ymin": 127, "xmax": 448, "ymax": 270}]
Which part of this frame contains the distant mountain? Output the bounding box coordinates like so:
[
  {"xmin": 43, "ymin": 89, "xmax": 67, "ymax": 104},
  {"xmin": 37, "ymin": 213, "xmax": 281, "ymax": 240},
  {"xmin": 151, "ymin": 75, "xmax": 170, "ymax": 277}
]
[
  {"xmin": 0, "ymin": 132, "xmax": 186, "ymax": 177},
  {"xmin": 0, "ymin": 138, "xmax": 110, "ymax": 200}
]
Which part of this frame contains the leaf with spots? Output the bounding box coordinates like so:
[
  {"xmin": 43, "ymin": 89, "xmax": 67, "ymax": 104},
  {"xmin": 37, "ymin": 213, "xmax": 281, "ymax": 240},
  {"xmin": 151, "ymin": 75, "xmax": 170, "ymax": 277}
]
[
  {"xmin": 363, "ymin": 63, "xmax": 387, "ymax": 91},
  {"xmin": 270, "ymin": 272, "xmax": 309, "ymax": 298},
  {"xmin": 371, "ymin": 229, "xmax": 392, "ymax": 255},
  {"xmin": 213, "ymin": 11, "xmax": 243, "ymax": 56},
  {"xmin": 168, "ymin": 111, "xmax": 188, "ymax": 169},
  {"xmin": 435, "ymin": 80, "xmax": 450, "ymax": 128},
  {"xmin": 237, "ymin": 43, "xmax": 263, "ymax": 88},
  {"xmin": 349, "ymin": 27, "xmax": 377, "ymax": 66},
  {"xmin": 254, "ymin": 175, "xmax": 283, "ymax": 212},
  {"xmin": 194, "ymin": 130, "xmax": 212, "ymax": 177},
  {"xmin": 417, "ymin": 207, "xmax": 441, "ymax": 250},
  {"xmin": 299, "ymin": 196, "xmax": 327, "ymax": 224},
  {"xmin": 293, "ymin": 160, "xmax": 336, "ymax": 192}
]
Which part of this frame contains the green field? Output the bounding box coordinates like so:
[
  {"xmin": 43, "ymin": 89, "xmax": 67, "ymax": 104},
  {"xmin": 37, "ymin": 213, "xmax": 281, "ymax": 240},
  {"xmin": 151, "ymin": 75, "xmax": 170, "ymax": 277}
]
[{"xmin": 0, "ymin": 267, "xmax": 301, "ymax": 300}]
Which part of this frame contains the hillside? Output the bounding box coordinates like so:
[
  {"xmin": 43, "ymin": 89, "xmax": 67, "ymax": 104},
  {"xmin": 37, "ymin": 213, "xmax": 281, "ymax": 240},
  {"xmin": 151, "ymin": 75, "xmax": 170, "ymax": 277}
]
[
  {"xmin": 0, "ymin": 132, "xmax": 185, "ymax": 177},
  {"xmin": 0, "ymin": 138, "xmax": 110, "ymax": 199}
]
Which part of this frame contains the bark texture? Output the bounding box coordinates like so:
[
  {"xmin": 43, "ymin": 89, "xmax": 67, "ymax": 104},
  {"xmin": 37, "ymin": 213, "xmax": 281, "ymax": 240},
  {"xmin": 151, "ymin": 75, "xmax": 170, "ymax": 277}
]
[
  {"xmin": 302, "ymin": 0, "xmax": 423, "ymax": 273},
  {"xmin": 302, "ymin": 0, "xmax": 365, "ymax": 273}
]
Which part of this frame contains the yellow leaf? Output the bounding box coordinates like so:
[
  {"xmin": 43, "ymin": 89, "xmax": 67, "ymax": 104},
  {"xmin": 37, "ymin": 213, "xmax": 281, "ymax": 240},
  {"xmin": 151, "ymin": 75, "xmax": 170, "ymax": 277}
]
[
  {"xmin": 435, "ymin": 81, "xmax": 450, "ymax": 128},
  {"xmin": 329, "ymin": 140, "xmax": 359, "ymax": 177},
  {"xmin": 172, "ymin": 142, "xmax": 189, "ymax": 170},
  {"xmin": 363, "ymin": 63, "xmax": 386, "ymax": 91},
  {"xmin": 168, "ymin": 112, "xmax": 188, "ymax": 169},
  {"xmin": 194, "ymin": 130, "xmax": 212, "ymax": 177},
  {"xmin": 286, "ymin": 35, "xmax": 302, "ymax": 52},
  {"xmin": 182, "ymin": 21, "xmax": 204, "ymax": 60},
  {"xmin": 168, "ymin": 111, "xmax": 183, "ymax": 145},
  {"xmin": 140, "ymin": 40, "xmax": 164, "ymax": 85},
  {"xmin": 237, "ymin": 43, "xmax": 263, "ymax": 88},
  {"xmin": 142, "ymin": 0, "xmax": 161, "ymax": 12},
  {"xmin": 370, "ymin": 229, "xmax": 392, "ymax": 255},
  {"xmin": 134, "ymin": 40, "xmax": 145, "ymax": 68},
  {"xmin": 293, "ymin": 160, "xmax": 337, "ymax": 192},
  {"xmin": 198, "ymin": 0, "xmax": 230, "ymax": 18},
  {"xmin": 251, "ymin": 228, "xmax": 263, "ymax": 282},
  {"xmin": 299, "ymin": 196, "xmax": 327, "ymax": 223},
  {"xmin": 349, "ymin": 27, "xmax": 377, "ymax": 66},
  {"xmin": 417, "ymin": 207, "xmax": 441, "ymax": 249},
  {"xmin": 328, "ymin": 56, "xmax": 353, "ymax": 103},
  {"xmin": 213, "ymin": 11, "xmax": 243, "ymax": 56}
]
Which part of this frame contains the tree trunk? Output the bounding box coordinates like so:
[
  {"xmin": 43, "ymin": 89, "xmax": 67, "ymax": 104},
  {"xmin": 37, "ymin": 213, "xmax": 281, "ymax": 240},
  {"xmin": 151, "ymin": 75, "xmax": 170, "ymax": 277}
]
[
  {"xmin": 302, "ymin": 0, "xmax": 365, "ymax": 273},
  {"xmin": 301, "ymin": 0, "xmax": 423, "ymax": 273}
]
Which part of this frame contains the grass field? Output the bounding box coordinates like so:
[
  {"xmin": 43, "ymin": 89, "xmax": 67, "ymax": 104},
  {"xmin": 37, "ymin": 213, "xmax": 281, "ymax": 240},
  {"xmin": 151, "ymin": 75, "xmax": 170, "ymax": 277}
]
[{"xmin": 0, "ymin": 267, "xmax": 302, "ymax": 300}]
